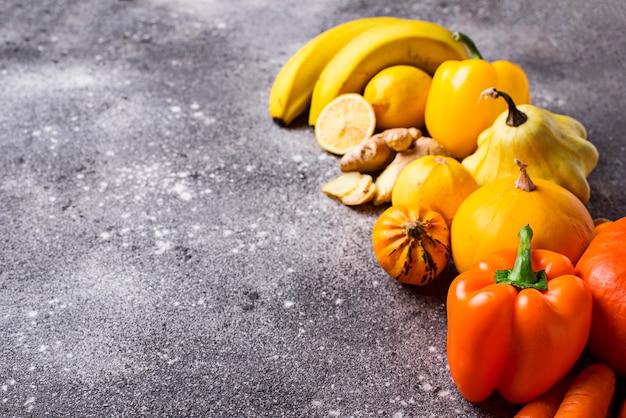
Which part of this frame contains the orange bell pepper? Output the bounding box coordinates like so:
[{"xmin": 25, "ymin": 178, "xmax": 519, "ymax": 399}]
[
  {"xmin": 424, "ymin": 33, "xmax": 530, "ymax": 159},
  {"xmin": 446, "ymin": 225, "xmax": 592, "ymax": 404}
]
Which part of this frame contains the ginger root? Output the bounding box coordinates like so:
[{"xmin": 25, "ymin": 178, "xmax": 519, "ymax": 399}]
[
  {"xmin": 338, "ymin": 127, "xmax": 422, "ymax": 174},
  {"xmin": 377, "ymin": 127, "xmax": 422, "ymax": 152},
  {"xmin": 321, "ymin": 172, "xmax": 376, "ymax": 206},
  {"xmin": 339, "ymin": 135, "xmax": 394, "ymax": 174},
  {"xmin": 322, "ymin": 129, "xmax": 445, "ymax": 207},
  {"xmin": 373, "ymin": 136, "xmax": 449, "ymax": 205}
]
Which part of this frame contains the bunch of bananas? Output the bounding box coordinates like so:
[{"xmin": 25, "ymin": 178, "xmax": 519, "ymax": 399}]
[{"xmin": 269, "ymin": 17, "xmax": 471, "ymax": 126}]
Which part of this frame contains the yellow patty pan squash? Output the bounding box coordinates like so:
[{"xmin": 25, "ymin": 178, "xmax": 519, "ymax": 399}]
[{"xmin": 462, "ymin": 88, "xmax": 599, "ymax": 203}]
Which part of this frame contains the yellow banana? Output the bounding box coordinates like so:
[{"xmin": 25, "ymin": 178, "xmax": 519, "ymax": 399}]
[
  {"xmin": 269, "ymin": 16, "xmax": 403, "ymax": 126},
  {"xmin": 308, "ymin": 19, "xmax": 471, "ymax": 126}
]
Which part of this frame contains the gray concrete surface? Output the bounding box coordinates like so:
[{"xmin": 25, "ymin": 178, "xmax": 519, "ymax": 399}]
[{"xmin": 1, "ymin": 0, "xmax": 625, "ymax": 417}]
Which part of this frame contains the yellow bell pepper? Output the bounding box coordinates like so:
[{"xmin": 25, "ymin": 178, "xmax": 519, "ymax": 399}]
[
  {"xmin": 424, "ymin": 33, "xmax": 530, "ymax": 159},
  {"xmin": 462, "ymin": 88, "xmax": 599, "ymax": 203}
]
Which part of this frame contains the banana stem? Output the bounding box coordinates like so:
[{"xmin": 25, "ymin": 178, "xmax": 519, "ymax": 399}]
[{"xmin": 452, "ymin": 32, "xmax": 483, "ymax": 60}]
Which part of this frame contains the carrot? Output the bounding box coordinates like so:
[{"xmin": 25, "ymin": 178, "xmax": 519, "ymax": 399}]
[
  {"xmin": 553, "ymin": 363, "xmax": 616, "ymax": 418},
  {"xmin": 514, "ymin": 374, "xmax": 576, "ymax": 418}
]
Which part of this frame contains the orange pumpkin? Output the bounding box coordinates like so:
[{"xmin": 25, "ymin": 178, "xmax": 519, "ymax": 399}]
[
  {"xmin": 372, "ymin": 204, "xmax": 450, "ymax": 285},
  {"xmin": 450, "ymin": 160, "xmax": 595, "ymax": 273},
  {"xmin": 391, "ymin": 155, "xmax": 478, "ymax": 226},
  {"xmin": 575, "ymin": 217, "xmax": 626, "ymax": 378},
  {"xmin": 593, "ymin": 218, "xmax": 614, "ymax": 236}
]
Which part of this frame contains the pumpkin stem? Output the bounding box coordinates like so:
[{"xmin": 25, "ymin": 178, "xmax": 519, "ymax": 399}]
[
  {"xmin": 405, "ymin": 220, "xmax": 426, "ymax": 239},
  {"xmin": 495, "ymin": 224, "xmax": 548, "ymax": 290},
  {"xmin": 452, "ymin": 32, "xmax": 483, "ymax": 60},
  {"xmin": 514, "ymin": 159, "xmax": 536, "ymax": 192},
  {"xmin": 479, "ymin": 87, "xmax": 528, "ymax": 127}
]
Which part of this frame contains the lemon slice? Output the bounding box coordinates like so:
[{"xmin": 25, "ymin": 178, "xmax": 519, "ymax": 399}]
[{"xmin": 314, "ymin": 93, "xmax": 376, "ymax": 155}]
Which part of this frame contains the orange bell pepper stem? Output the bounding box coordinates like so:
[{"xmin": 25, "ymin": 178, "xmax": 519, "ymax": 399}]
[{"xmin": 446, "ymin": 225, "xmax": 593, "ymax": 404}]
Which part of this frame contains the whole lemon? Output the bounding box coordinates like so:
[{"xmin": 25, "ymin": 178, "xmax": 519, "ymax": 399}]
[{"xmin": 363, "ymin": 65, "xmax": 432, "ymax": 130}]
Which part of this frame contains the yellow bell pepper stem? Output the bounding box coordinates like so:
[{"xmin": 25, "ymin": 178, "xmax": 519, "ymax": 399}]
[
  {"xmin": 452, "ymin": 32, "xmax": 483, "ymax": 60},
  {"xmin": 480, "ymin": 87, "xmax": 528, "ymax": 127}
]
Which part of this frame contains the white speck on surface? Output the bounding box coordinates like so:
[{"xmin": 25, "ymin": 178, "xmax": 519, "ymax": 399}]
[
  {"xmin": 283, "ymin": 301, "xmax": 294, "ymax": 308},
  {"xmin": 27, "ymin": 311, "xmax": 38, "ymax": 318},
  {"xmin": 155, "ymin": 240, "xmax": 173, "ymax": 254},
  {"xmin": 335, "ymin": 299, "xmax": 343, "ymax": 306},
  {"xmin": 172, "ymin": 182, "xmax": 193, "ymax": 201},
  {"xmin": 170, "ymin": 106, "xmax": 181, "ymax": 113},
  {"xmin": 420, "ymin": 382, "xmax": 433, "ymax": 391},
  {"xmin": 428, "ymin": 346, "xmax": 436, "ymax": 353},
  {"xmin": 100, "ymin": 231, "xmax": 111, "ymax": 240},
  {"xmin": 438, "ymin": 390, "xmax": 451, "ymax": 397}
]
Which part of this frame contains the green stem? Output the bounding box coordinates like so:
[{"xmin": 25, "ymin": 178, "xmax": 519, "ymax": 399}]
[
  {"xmin": 480, "ymin": 87, "xmax": 528, "ymax": 127},
  {"xmin": 495, "ymin": 225, "xmax": 548, "ymax": 290},
  {"xmin": 452, "ymin": 32, "xmax": 483, "ymax": 60}
]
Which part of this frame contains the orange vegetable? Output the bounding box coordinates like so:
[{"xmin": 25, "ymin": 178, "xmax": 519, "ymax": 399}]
[
  {"xmin": 593, "ymin": 217, "xmax": 613, "ymax": 236},
  {"xmin": 451, "ymin": 159, "xmax": 595, "ymax": 273},
  {"xmin": 575, "ymin": 217, "xmax": 626, "ymax": 378},
  {"xmin": 371, "ymin": 204, "xmax": 450, "ymax": 285},
  {"xmin": 514, "ymin": 374, "xmax": 576, "ymax": 418},
  {"xmin": 446, "ymin": 224, "xmax": 593, "ymax": 404},
  {"xmin": 553, "ymin": 363, "xmax": 616, "ymax": 418}
]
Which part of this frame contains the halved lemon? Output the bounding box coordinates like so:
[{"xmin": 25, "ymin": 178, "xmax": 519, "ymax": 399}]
[{"xmin": 314, "ymin": 93, "xmax": 376, "ymax": 155}]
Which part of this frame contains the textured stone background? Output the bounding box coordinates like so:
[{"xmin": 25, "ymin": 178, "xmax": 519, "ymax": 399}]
[{"xmin": 1, "ymin": 0, "xmax": 625, "ymax": 416}]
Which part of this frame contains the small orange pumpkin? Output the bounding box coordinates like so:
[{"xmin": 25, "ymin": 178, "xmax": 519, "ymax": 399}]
[
  {"xmin": 372, "ymin": 204, "xmax": 451, "ymax": 285},
  {"xmin": 391, "ymin": 155, "xmax": 478, "ymax": 226},
  {"xmin": 450, "ymin": 159, "xmax": 595, "ymax": 273}
]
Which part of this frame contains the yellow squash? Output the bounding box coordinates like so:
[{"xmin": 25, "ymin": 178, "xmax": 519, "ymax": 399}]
[
  {"xmin": 391, "ymin": 155, "xmax": 478, "ymax": 226},
  {"xmin": 462, "ymin": 88, "xmax": 599, "ymax": 203},
  {"xmin": 451, "ymin": 160, "xmax": 595, "ymax": 273}
]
